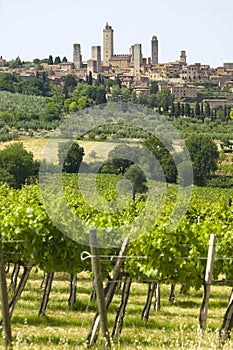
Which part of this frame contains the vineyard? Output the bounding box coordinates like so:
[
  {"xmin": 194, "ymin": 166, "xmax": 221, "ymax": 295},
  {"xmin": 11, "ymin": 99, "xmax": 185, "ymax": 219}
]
[{"xmin": 1, "ymin": 175, "xmax": 233, "ymax": 348}]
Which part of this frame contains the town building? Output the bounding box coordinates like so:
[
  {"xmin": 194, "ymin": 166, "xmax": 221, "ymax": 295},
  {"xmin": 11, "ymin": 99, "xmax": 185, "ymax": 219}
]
[{"xmin": 1, "ymin": 22, "xmax": 233, "ymax": 105}]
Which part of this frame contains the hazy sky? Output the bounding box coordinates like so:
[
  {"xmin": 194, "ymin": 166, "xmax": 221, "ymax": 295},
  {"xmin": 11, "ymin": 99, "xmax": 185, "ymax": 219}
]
[{"xmin": 0, "ymin": 0, "xmax": 232, "ymax": 68}]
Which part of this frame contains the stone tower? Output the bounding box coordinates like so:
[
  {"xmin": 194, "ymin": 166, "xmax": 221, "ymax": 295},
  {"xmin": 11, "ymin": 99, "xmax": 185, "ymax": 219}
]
[
  {"xmin": 151, "ymin": 35, "xmax": 158, "ymax": 65},
  {"xmin": 103, "ymin": 23, "xmax": 114, "ymax": 66},
  {"xmin": 132, "ymin": 44, "xmax": 142, "ymax": 76},
  {"xmin": 180, "ymin": 50, "xmax": 187, "ymax": 64},
  {"xmin": 92, "ymin": 46, "xmax": 102, "ymax": 73},
  {"xmin": 73, "ymin": 43, "xmax": 82, "ymax": 69}
]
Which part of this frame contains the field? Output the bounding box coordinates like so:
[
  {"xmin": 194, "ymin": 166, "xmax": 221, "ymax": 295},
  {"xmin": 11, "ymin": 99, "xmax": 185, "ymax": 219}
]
[
  {"xmin": 0, "ymin": 137, "xmax": 124, "ymax": 163},
  {"xmin": 1, "ymin": 268, "xmax": 233, "ymax": 349}
]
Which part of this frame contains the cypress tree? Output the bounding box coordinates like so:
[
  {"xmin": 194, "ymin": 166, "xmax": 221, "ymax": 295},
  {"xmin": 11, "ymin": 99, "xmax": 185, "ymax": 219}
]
[
  {"xmin": 195, "ymin": 102, "xmax": 200, "ymax": 117},
  {"xmin": 48, "ymin": 55, "xmax": 53, "ymax": 65},
  {"xmin": 184, "ymin": 103, "xmax": 190, "ymax": 117},
  {"xmin": 87, "ymin": 71, "xmax": 93, "ymax": 85},
  {"xmin": 170, "ymin": 101, "xmax": 175, "ymax": 116},
  {"xmin": 54, "ymin": 56, "xmax": 61, "ymax": 64},
  {"xmin": 181, "ymin": 103, "xmax": 185, "ymax": 116},
  {"xmin": 174, "ymin": 102, "xmax": 181, "ymax": 118},
  {"xmin": 205, "ymin": 102, "xmax": 210, "ymax": 117}
]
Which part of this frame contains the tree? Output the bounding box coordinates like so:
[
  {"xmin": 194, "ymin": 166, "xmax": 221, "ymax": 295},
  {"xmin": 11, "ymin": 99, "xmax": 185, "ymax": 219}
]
[
  {"xmin": 205, "ymin": 102, "xmax": 211, "ymax": 117},
  {"xmin": 150, "ymin": 81, "xmax": 159, "ymax": 94},
  {"xmin": 114, "ymin": 75, "xmax": 122, "ymax": 88},
  {"xmin": 143, "ymin": 136, "xmax": 177, "ymax": 183},
  {"xmin": 224, "ymin": 104, "xmax": 228, "ymax": 121},
  {"xmin": 184, "ymin": 103, "xmax": 191, "ymax": 117},
  {"xmin": 54, "ymin": 56, "xmax": 61, "ymax": 64},
  {"xmin": 137, "ymin": 92, "xmax": 149, "ymax": 106},
  {"xmin": 201, "ymin": 102, "xmax": 204, "ymax": 116},
  {"xmin": 58, "ymin": 141, "xmax": 84, "ymax": 173},
  {"xmin": 185, "ymin": 134, "xmax": 219, "ymax": 186},
  {"xmin": 62, "ymin": 75, "xmax": 77, "ymax": 97},
  {"xmin": 100, "ymin": 144, "xmax": 146, "ymax": 175},
  {"xmin": 68, "ymin": 101, "xmax": 78, "ymax": 111},
  {"xmin": 33, "ymin": 58, "xmax": 40, "ymax": 65},
  {"xmin": 195, "ymin": 102, "xmax": 200, "ymax": 118},
  {"xmin": 44, "ymin": 101, "xmax": 61, "ymax": 121},
  {"xmin": 170, "ymin": 102, "xmax": 175, "ymax": 116},
  {"xmin": 124, "ymin": 164, "xmax": 148, "ymax": 200},
  {"xmin": 181, "ymin": 103, "xmax": 185, "ymax": 116},
  {"xmin": 48, "ymin": 55, "xmax": 53, "ymax": 65},
  {"xmin": 78, "ymin": 96, "xmax": 89, "ymax": 109},
  {"xmin": 95, "ymin": 85, "xmax": 107, "ymax": 104},
  {"xmin": 8, "ymin": 56, "xmax": 22, "ymax": 68},
  {"xmin": 87, "ymin": 71, "xmax": 93, "ymax": 85},
  {"xmin": 174, "ymin": 102, "xmax": 181, "ymax": 118},
  {"xmin": 62, "ymin": 56, "xmax": 68, "ymax": 63},
  {"xmin": 0, "ymin": 72, "xmax": 20, "ymax": 93},
  {"xmin": 0, "ymin": 168, "xmax": 16, "ymax": 187},
  {"xmin": 148, "ymin": 94, "xmax": 157, "ymax": 108},
  {"xmin": 96, "ymin": 74, "xmax": 104, "ymax": 86},
  {"xmin": 0, "ymin": 143, "xmax": 39, "ymax": 188},
  {"xmin": 100, "ymin": 158, "xmax": 133, "ymax": 175},
  {"xmin": 156, "ymin": 89, "xmax": 174, "ymax": 113}
]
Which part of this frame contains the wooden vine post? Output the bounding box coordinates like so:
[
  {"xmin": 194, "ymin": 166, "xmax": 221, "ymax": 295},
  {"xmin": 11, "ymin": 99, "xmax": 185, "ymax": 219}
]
[
  {"xmin": 199, "ymin": 233, "xmax": 216, "ymax": 331},
  {"xmin": 89, "ymin": 228, "xmax": 111, "ymax": 349},
  {"xmin": 87, "ymin": 236, "xmax": 130, "ymax": 347},
  {"xmin": 219, "ymin": 289, "xmax": 233, "ymax": 345},
  {"xmin": 0, "ymin": 234, "xmax": 12, "ymax": 349}
]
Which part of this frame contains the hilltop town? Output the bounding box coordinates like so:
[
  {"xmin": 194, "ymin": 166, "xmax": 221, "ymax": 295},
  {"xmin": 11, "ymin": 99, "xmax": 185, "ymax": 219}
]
[{"xmin": 1, "ymin": 23, "xmax": 233, "ymax": 108}]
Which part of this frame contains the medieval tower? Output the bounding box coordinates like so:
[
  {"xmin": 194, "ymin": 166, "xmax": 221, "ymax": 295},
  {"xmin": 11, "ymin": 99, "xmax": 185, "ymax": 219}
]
[
  {"xmin": 151, "ymin": 35, "xmax": 158, "ymax": 65},
  {"xmin": 103, "ymin": 23, "xmax": 114, "ymax": 66},
  {"xmin": 131, "ymin": 44, "xmax": 142, "ymax": 75},
  {"xmin": 73, "ymin": 43, "xmax": 82, "ymax": 69},
  {"xmin": 180, "ymin": 50, "xmax": 187, "ymax": 64},
  {"xmin": 91, "ymin": 46, "xmax": 102, "ymax": 73}
]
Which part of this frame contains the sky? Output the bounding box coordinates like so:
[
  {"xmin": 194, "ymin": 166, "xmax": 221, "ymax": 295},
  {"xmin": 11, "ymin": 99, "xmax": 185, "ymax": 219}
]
[{"xmin": 0, "ymin": 0, "xmax": 233, "ymax": 68}]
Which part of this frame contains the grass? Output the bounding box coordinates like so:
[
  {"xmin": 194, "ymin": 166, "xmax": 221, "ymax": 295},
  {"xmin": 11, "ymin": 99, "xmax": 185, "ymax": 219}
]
[{"xmin": 1, "ymin": 268, "xmax": 233, "ymax": 349}]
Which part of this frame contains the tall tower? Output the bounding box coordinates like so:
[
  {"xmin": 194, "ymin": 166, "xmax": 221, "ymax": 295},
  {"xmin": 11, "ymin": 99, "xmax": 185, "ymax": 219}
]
[
  {"xmin": 92, "ymin": 46, "xmax": 102, "ymax": 73},
  {"xmin": 180, "ymin": 50, "xmax": 187, "ymax": 64},
  {"xmin": 132, "ymin": 44, "xmax": 142, "ymax": 76},
  {"xmin": 151, "ymin": 35, "xmax": 158, "ymax": 65},
  {"xmin": 103, "ymin": 23, "xmax": 114, "ymax": 66},
  {"xmin": 73, "ymin": 43, "xmax": 82, "ymax": 69}
]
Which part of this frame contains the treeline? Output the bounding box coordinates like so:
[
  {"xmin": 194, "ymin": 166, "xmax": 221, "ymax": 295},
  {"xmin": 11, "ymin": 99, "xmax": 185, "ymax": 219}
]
[
  {"xmin": 0, "ymin": 72, "xmax": 233, "ymax": 141},
  {"xmin": 0, "ymin": 72, "xmax": 51, "ymax": 96}
]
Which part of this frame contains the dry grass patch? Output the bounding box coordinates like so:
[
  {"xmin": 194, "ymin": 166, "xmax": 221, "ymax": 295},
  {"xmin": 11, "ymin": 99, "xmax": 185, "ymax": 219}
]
[{"xmin": 0, "ymin": 137, "xmax": 119, "ymax": 163}]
